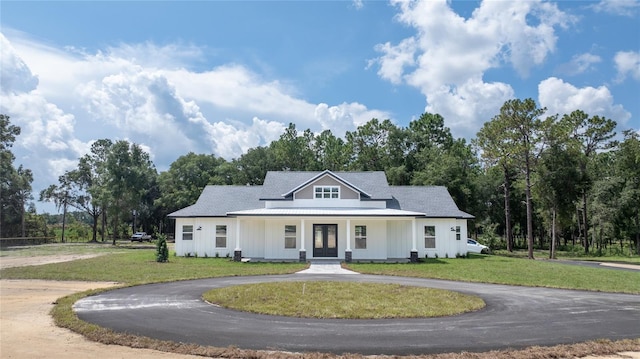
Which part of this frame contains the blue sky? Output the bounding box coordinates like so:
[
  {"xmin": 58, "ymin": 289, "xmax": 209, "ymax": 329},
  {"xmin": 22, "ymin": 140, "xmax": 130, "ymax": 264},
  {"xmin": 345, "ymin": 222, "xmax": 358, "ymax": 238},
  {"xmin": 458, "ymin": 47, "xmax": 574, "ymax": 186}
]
[{"xmin": 1, "ymin": 0, "xmax": 639, "ymax": 212}]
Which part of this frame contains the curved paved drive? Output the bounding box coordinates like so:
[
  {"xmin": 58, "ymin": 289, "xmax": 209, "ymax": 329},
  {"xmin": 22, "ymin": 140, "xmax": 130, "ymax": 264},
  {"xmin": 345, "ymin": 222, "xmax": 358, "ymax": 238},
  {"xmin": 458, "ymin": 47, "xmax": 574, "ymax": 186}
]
[{"xmin": 75, "ymin": 274, "xmax": 640, "ymax": 355}]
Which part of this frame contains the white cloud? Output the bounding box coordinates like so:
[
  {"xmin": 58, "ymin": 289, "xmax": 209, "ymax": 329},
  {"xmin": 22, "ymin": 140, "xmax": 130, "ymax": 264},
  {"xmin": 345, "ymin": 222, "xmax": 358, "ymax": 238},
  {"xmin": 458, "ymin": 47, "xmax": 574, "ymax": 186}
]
[
  {"xmin": 557, "ymin": 53, "xmax": 602, "ymax": 76},
  {"xmin": 372, "ymin": 0, "xmax": 574, "ymax": 138},
  {"xmin": 352, "ymin": 0, "xmax": 364, "ymax": 10},
  {"xmin": 614, "ymin": 51, "xmax": 640, "ymax": 82},
  {"xmin": 0, "ymin": 33, "xmax": 39, "ymax": 93},
  {"xmin": 206, "ymin": 117, "xmax": 285, "ymax": 159},
  {"xmin": 592, "ymin": 0, "xmax": 640, "ymax": 16},
  {"xmin": 2, "ymin": 29, "xmax": 387, "ymax": 173},
  {"xmin": 538, "ymin": 77, "xmax": 631, "ymax": 124}
]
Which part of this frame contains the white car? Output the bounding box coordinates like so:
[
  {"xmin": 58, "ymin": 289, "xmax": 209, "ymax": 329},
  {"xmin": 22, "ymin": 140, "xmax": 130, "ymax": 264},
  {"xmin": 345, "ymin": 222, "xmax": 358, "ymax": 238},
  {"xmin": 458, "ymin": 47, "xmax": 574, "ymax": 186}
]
[
  {"xmin": 467, "ymin": 238, "xmax": 489, "ymax": 254},
  {"xmin": 131, "ymin": 232, "xmax": 152, "ymax": 242}
]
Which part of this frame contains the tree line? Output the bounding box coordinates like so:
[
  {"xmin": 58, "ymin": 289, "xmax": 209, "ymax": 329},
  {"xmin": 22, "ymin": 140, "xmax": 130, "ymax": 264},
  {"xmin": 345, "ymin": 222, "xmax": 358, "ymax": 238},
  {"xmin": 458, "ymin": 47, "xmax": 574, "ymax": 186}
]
[{"xmin": 1, "ymin": 99, "xmax": 638, "ymax": 257}]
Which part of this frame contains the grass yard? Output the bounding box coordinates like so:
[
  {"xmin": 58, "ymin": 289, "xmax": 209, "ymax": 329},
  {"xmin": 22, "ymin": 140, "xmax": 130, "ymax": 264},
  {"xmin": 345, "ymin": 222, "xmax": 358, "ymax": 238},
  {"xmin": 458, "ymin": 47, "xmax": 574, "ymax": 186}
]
[
  {"xmin": 203, "ymin": 281, "xmax": 485, "ymax": 319},
  {"xmin": 0, "ymin": 250, "xmax": 307, "ymax": 284},
  {"xmin": 1, "ymin": 243, "xmax": 639, "ymax": 358},
  {"xmin": 346, "ymin": 254, "xmax": 640, "ymax": 294}
]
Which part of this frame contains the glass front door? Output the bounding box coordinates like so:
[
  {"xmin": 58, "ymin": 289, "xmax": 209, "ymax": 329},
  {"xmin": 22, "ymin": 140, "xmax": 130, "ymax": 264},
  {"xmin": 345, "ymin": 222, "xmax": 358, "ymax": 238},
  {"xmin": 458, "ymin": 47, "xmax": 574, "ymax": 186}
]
[{"xmin": 313, "ymin": 224, "xmax": 338, "ymax": 257}]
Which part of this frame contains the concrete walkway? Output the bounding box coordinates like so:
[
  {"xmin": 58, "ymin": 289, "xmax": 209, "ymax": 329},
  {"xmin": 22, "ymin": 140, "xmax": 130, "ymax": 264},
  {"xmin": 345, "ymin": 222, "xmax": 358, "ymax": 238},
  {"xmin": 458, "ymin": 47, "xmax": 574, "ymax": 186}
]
[{"xmin": 296, "ymin": 260, "xmax": 359, "ymax": 274}]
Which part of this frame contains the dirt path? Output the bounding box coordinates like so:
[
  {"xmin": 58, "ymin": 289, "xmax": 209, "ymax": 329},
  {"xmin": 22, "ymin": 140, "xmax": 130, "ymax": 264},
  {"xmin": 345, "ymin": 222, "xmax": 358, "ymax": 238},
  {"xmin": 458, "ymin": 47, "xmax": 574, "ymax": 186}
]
[{"xmin": 0, "ymin": 279, "xmax": 202, "ymax": 359}]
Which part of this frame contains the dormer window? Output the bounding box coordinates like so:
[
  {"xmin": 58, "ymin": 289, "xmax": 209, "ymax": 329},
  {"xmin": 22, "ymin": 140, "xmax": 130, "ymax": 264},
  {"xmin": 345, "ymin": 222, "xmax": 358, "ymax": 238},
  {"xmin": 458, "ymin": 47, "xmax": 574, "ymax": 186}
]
[{"xmin": 314, "ymin": 186, "xmax": 339, "ymax": 199}]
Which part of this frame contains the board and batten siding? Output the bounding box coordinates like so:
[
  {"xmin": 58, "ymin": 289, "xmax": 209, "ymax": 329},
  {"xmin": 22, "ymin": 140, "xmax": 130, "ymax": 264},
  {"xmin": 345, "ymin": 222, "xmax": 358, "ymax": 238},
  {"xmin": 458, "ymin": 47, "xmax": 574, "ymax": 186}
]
[
  {"xmin": 238, "ymin": 219, "xmax": 265, "ymax": 258},
  {"xmin": 349, "ymin": 219, "xmax": 387, "ymax": 260},
  {"xmin": 175, "ymin": 217, "xmax": 469, "ymax": 260},
  {"xmin": 263, "ymin": 219, "xmax": 300, "ymax": 260},
  {"xmin": 386, "ymin": 220, "xmax": 412, "ymax": 259},
  {"xmin": 174, "ymin": 218, "xmax": 235, "ymax": 258}
]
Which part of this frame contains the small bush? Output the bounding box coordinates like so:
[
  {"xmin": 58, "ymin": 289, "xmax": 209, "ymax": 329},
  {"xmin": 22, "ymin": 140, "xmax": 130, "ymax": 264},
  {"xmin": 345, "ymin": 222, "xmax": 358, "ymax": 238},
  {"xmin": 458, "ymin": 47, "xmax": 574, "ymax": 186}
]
[{"xmin": 155, "ymin": 234, "xmax": 169, "ymax": 263}]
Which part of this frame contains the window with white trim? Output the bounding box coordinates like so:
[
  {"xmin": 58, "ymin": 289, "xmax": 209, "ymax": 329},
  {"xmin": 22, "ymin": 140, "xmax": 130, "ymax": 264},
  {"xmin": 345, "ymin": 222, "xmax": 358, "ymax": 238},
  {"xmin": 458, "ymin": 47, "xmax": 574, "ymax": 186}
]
[
  {"xmin": 215, "ymin": 225, "xmax": 227, "ymax": 248},
  {"xmin": 314, "ymin": 186, "xmax": 340, "ymax": 199},
  {"xmin": 456, "ymin": 226, "xmax": 461, "ymax": 241},
  {"xmin": 284, "ymin": 225, "xmax": 296, "ymax": 249},
  {"xmin": 182, "ymin": 225, "xmax": 193, "ymax": 241},
  {"xmin": 424, "ymin": 226, "xmax": 436, "ymax": 248},
  {"xmin": 355, "ymin": 225, "xmax": 367, "ymax": 249}
]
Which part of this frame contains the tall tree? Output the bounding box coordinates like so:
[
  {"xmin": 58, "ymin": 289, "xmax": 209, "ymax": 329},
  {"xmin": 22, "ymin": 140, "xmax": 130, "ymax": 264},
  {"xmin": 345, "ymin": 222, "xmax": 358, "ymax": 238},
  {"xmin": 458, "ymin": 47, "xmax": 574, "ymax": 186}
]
[
  {"xmin": 477, "ymin": 99, "xmax": 549, "ymax": 259},
  {"xmin": 39, "ymin": 174, "xmax": 73, "ymax": 242},
  {"xmin": 535, "ymin": 135, "xmax": 580, "ymax": 258},
  {"xmin": 1, "ymin": 115, "xmax": 34, "ymax": 238},
  {"xmin": 616, "ymin": 130, "xmax": 640, "ymax": 254},
  {"xmin": 156, "ymin": 153, "xmax": 228, "ymax": 214},
  {"xmin": 475, "ymin": 114, "xmax": 517, "ymax": 251},
  {"xmin": 314, "ymin": 130, "xmax": 348, "ymax": 171},
  {"xmin": 0, "ymin": 114, "xmax": 21, "ymax": 237},
  {"xmin": 345, "ymin": 119, "xmax": 399, "ymax": 171},
  {"xmin": 561, "ymin": 110, "xmax": 617, "ymax": 253},
  {"xmin": 81, "ymin": 139, "xmax": 113, "ymax": 241},
  {"xmin": 103, "ymin": 140, "xmax": 157, "ymax": 245},
  {"xmin": 12, "ymin": 165, "xmax": 33, "ymax": 237},
  {"xmin": 270, "ymin": 123, "xmax": 316, "ymax": 171}
]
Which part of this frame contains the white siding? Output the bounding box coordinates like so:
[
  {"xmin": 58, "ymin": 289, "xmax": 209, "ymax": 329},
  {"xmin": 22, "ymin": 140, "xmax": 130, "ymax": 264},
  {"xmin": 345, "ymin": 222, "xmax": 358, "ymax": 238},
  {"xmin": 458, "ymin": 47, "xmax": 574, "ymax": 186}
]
[
  {"xmin": 174, "ymin": 218, "xmax": 195, "ymax": 256},
  {"xmin": 264, "ymin": 219, "xmax": 300, "ymax": 260},
  {"xmin": 417, "ymin": 218, "xmax": 462, "ymax": 259},
  {"xmin": 175, "ymin": 216, "xmax": 470, "ymax": 260},
  {"xmin": 386, "ymin": 220, "xmax": 412, "ymax": 259},
  {"xmin": 240, "ymin": 219, "xmax": 265, "ymax": 258},
  {"xmin": 349, "ymin": 220, "xmax": 387, "ymax": 260}
]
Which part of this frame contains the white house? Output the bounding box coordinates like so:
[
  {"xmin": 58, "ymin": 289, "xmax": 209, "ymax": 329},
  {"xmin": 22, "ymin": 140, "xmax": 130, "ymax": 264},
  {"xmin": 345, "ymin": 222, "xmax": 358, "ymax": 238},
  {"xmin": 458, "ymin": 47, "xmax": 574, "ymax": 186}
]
[{"xmin": 168, "ymin": 170, "xmax": 474, "ymax": 262}]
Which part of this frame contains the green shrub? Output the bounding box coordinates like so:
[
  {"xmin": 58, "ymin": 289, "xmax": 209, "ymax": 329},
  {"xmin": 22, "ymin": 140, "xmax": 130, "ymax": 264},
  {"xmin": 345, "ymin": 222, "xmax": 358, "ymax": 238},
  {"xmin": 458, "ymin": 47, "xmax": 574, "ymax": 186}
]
[{"xmin": 155, "ymin": 234, "xmax": 169, "ymax": 263}]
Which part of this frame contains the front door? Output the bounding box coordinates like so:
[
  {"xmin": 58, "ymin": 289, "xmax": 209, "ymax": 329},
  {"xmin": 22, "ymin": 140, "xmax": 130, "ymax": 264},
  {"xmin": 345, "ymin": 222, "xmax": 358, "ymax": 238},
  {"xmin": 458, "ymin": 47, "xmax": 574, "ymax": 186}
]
[{"xmin": 313, "ymin": 224, "xmax": 338, "ymax": 257}]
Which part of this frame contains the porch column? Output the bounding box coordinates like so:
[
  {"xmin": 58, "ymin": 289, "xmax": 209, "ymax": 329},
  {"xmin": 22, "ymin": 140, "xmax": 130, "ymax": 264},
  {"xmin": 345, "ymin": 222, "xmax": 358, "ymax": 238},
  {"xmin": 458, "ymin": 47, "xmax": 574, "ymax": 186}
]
[
  {"xmin": 410, "ymin": 218, "xmax": 418, "ymax": 263},
  {"xmin": 234, "ymin": 219, "xmax": 242, "ymax": 262},
  {"xmin": 299, "ymin": 219, "xmax": 306, "ymax": 262},
  {"xmin": 345, "ymin": 219, "xmax": 352, "ymax": 263}
]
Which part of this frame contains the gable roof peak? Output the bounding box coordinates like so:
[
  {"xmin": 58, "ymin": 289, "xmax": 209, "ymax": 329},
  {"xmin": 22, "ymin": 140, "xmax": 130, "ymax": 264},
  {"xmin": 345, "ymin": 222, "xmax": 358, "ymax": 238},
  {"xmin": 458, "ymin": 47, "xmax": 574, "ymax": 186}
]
[{"xmin": 281, "ymin": 170, "xmax": 371, "ymax": 198}]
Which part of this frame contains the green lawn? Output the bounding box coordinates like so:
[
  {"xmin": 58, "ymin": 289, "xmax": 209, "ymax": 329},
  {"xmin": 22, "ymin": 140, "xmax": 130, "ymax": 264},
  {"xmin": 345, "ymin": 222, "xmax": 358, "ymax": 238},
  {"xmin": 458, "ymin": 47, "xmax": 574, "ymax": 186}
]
[
  {"xmin": 1, "ymin": 245, "xmax": 638, "ymax": 293},
  {"xmin": 346, "ymin": 254, "xmax": 640, "ymax": 294},
  {"xmin": 203, "ymin": 281, "xmax": 485, "ymax": 319},
  {"xmin": 0, "ymin": 250, "xmax": 307, "ymax": 284}
]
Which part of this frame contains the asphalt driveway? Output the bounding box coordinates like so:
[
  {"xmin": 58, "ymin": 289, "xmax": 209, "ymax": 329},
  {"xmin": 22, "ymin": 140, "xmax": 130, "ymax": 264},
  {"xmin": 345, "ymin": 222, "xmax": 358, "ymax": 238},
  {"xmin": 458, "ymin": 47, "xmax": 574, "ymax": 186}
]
[{"xmin": 74, "ymin": 274, "xmax": 640, "ymax": 355}]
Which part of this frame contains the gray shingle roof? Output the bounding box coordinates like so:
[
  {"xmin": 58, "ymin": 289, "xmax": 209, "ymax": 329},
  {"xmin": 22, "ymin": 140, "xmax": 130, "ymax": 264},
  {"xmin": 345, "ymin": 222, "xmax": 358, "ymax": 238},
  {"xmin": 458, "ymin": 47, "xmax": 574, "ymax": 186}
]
[
  {"xmin": 168, "ymin": 186, "xmax": 263, "ymax": 217},
  {"xmin": 168, "ymin": 172, "xmax": 473, "ymax": 219},
  {"xmin": 260, "ymin": 171, "xmax": 393, "ymax": 200},
  {"xmin": 387, "ymin": 186, "xmax": 474, "ymax": 219}
]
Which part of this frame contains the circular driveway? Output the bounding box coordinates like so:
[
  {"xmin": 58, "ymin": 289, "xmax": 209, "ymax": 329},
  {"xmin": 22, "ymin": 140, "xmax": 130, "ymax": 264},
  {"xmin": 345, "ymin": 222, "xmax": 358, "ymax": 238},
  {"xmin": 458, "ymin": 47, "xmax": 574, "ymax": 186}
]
[{"xmin": 74, "ymin": 274, "xmax": 640, "ymax": 355}]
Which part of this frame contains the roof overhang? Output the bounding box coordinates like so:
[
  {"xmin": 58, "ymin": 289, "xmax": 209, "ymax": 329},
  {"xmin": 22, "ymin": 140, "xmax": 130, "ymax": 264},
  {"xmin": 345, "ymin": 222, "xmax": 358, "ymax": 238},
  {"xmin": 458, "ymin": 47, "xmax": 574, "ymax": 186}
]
[{"xmin": 227, "ymin": 207, "xmax": 425, "ymax": 217}]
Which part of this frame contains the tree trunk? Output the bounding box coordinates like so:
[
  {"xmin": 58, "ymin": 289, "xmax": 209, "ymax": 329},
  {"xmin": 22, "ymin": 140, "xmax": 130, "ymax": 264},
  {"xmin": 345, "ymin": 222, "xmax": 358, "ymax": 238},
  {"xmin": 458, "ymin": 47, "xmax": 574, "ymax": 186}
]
[
  {"xmin": 636, "ymin": 210, "xmax": 640, "ymax": 255},
  {"xmin": 112, "ymin": 204, "xmax": 118, "ymax": 246},
  {"xmin": 20, "ymin": 197, "xmax": 26, "ymax": 237},
  {"xmin": 582, "ymin": 190, "xmax": 589, "ymax": 253},
  {"xmin": 504, "ymin": 169, "xmax": 513, "ymax": 252},
  {"xmin": 101, "ymin": 208, "xmax": 106, "ymax": 242},
  {"xmin": 549, "ymin": 208, "xmax": 556, "ymax": 259},
  {"xmin": 524, "ymin": 150, "xmax": 535, "ymax": 260},
  {"xmin": 61, "ymin": 201, "xmax": 67, "ymax": 243},
  {"xmin": 91, "ymin": 210, "xmax": 98, "ymax": 242}
]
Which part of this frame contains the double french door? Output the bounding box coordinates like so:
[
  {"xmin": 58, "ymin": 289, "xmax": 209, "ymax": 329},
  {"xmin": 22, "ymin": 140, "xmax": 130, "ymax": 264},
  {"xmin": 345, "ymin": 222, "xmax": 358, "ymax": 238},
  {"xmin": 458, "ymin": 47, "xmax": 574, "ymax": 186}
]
[{"xmin": 313, "ymin": 224, "xmax": 338, "ymax": 257}]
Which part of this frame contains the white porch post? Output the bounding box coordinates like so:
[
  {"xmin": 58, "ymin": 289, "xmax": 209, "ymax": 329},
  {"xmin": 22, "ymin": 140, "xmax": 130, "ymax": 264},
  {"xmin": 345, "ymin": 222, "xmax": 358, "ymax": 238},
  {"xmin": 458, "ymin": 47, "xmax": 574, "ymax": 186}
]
[
  {"xmin": 346, "ymin": 219, "xmax": 352, "ymax": 251},
  {"xmin": 345, "ymin": 218, "xmax": 352, "ymax": 262},
  {"xmin": 410, "ymin": 218, "xmax": 418, "ymax": 262},
  {"xmin": 234, "ymin": 218, "xmax": 242, "ymax": 261},
  {"xmin": 299, "ymin": 219, "xmax": 306, "ymax": 262}
]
